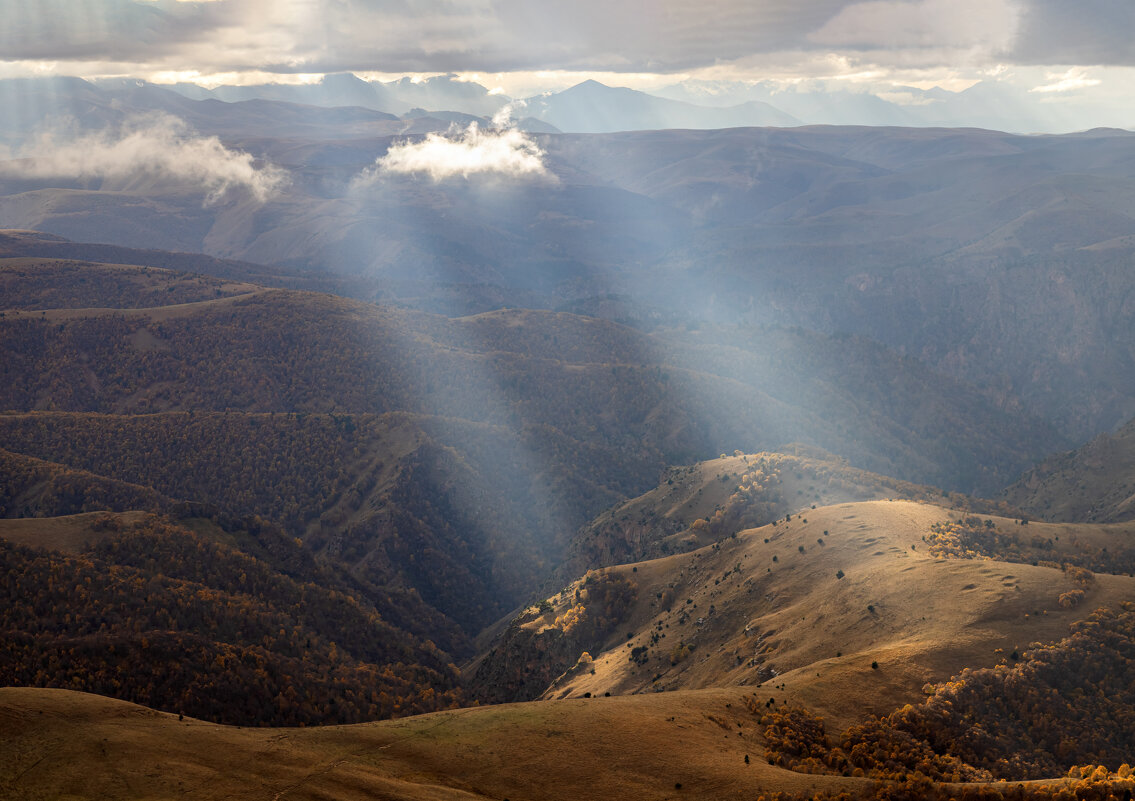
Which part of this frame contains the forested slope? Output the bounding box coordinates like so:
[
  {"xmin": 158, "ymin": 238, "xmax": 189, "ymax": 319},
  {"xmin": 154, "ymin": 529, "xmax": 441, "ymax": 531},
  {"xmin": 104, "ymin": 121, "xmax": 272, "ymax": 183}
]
[{"xmin": 0, "ymin": 514, "xmax": 462, "ymax": 725}]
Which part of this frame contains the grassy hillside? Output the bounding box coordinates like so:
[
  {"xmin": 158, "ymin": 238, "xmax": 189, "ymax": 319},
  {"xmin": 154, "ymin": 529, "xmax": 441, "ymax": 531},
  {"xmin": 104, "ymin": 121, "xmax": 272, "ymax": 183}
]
[
  {"xmin": 6, "ymin": 497, "xmax": 1135, "ymax": 799},
  {"xmin": 6, "ymin": 678, "xmax": 1132, "ymax": 801},
  {"xmin": 474, "ymin": 500, "xmax": 1132, "ymax": 708},
  {"xmin": 0, "ymin": 256, "xmax": 260, "ymax": 309},
  {"xmin": 562, "ymin": 449, "xmax": 1025, "ymax": 578},
  {"xmin": 1004, "ymin": 414, "xmax": 1135, "ymax": 523},
  {"xmin": 0, "ymin": 686, "xmax": 851, "ymax": 801}
]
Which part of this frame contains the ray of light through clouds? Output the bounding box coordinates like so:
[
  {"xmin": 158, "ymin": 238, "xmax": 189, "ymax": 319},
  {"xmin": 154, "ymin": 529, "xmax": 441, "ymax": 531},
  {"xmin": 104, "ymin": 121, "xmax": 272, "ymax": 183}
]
[{"xmin": 0, "ymin": 114, "xmax": 288, "ymax": 203}]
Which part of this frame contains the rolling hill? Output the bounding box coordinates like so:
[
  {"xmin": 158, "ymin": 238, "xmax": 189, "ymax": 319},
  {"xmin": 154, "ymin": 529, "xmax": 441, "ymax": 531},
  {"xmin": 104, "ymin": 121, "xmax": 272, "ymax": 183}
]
[
  {"xmin": 472, "ymin": 476, "xmax": 1131, "ymax": 709},
  {"xmin": 0, "ymin": 255, "xmax": 1065, "ymax": 658},
  {"xmin": 5, "ymin": 122, "xmax": 1135, "ymax": 443},
  {"xmin": 6, "ymin": 494, "xmax": 1135, "ymax": 800},
  {"xmin": 560, "ymin": 449, "xmax": 1022, "ymax": 578},
  {"xmin": 5, "ymin": 90, "xmax": 1135, "ymax": 801},
  {"xmin": 0, "ymin": 248, "xmax": 1128, "ymax": 791},
  {"xmin": 0, "ymin": 250, "xmax": 1097, "ymax": 766}
]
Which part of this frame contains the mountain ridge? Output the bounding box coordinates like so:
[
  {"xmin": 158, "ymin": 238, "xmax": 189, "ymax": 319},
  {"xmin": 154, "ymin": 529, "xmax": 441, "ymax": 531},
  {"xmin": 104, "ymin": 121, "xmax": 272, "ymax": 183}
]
[{"xmin": 1004, "ymin": 414, "xmax": 1135, "ymax": 523}]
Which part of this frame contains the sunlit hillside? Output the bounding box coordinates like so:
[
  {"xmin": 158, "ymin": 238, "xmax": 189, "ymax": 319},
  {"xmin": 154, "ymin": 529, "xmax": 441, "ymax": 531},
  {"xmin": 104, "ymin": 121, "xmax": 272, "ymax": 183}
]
[
  {"xmin": 5, "ymin": 2, "xmax": 1135, "ymax": 797},
  {"xmin": 7, "ymin": 494, "xmax": 1135, "ymax": 800}
]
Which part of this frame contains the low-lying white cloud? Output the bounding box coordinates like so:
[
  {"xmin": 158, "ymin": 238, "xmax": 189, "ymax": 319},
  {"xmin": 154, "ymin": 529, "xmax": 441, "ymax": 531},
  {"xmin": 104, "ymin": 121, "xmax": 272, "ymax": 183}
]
[
  {"xmin": 877, "ymin": 90, "xmax": 940, "ymax": 106},
  {"xmin": 490, "ymin": 99, "xmax": 527, "ymax": 129},
  {"xmin": 0, "ymin": 115, "xmax": 288, "ymax": 203},
  {"xmin": 361, "ymin": 122, "xmax": 553, "ymax": 183},
  {"xmin": 1030, "ymin": 67, "xmax": 1102, "ymax": 94}
]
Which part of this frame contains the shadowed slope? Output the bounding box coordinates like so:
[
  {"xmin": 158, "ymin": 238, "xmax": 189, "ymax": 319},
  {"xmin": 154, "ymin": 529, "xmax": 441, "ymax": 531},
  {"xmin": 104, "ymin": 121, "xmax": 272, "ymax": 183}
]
[{"xmin": 1005, "ymin": 414, "xmax": 1135, "ymax": 522}]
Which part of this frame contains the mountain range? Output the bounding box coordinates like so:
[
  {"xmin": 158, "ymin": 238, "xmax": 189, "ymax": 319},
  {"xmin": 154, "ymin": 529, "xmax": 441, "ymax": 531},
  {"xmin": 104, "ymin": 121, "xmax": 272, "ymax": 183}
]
[
  {"xmin": 5, "ymin": 75, "xmax": 1135, "ymax": 801},
  {"xmin": 0, "ymin": 249, "xmax": 1061, "ymax": 657},
  {"xmin": 104, "ymin": 73, "xmax": 1135, "ymax": 134},
  {"xmin": 4, "ymin": 102, "xmax": 1135, "ymax": 444},
  {"xmin": 5, "ymin": 74, "xmax": 1132, "ymax": 152}
]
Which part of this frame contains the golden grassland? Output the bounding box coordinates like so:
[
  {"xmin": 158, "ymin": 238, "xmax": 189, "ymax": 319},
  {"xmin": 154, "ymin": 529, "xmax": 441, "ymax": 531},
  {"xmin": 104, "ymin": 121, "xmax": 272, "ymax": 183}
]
[{"xmin": 6, "ymin": 499, "xmax": 1135, "ymax": 800}]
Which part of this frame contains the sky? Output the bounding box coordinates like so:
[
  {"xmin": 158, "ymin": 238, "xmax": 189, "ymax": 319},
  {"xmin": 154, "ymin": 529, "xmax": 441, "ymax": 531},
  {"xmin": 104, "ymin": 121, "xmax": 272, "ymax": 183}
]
[{"xmin": 1, "ymin": 0, "xmax": 1134, "ymax": 114}]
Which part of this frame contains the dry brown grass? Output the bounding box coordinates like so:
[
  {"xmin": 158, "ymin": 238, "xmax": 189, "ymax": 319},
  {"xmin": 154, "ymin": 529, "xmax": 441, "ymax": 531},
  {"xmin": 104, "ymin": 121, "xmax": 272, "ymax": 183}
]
[
  {"xmin": 6, "ymin": 499, "xmax": 1135, "ymax": 799},
  {"xmin": 531, "ymin": 501, "xmax": 1135, "ymax": 730},
  {"xmin": 0, "ymin": 510, "xmax": 150, "ymax": 553},
  {"xmin": 0, "ymin": 686, "xmax": 860, "ymax": 801}
]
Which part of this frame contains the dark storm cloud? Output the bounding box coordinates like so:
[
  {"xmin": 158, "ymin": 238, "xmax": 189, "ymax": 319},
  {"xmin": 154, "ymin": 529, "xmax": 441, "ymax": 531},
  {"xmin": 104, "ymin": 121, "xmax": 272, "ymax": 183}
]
[
  {"xmin": 0, "ymin": 0, "xmax": 224, "ymax": 62},
  {"xmin": 399, "ymin": 0, "xmax": 853, "ymax": 73},
  {"xmin": 0, "ymin": 0, "xmax": 853, "ymax": 74},
  {"xmin": 4, "ymin": 0, "xmax": 1134, "ymax": 76},
  {"xmin": 244, "ymin": 0, "xmax": 856, "ymax": 75},
  {"xmin": 1012, "ymin": 0, "xmax": 1135, "ymax": 66}
]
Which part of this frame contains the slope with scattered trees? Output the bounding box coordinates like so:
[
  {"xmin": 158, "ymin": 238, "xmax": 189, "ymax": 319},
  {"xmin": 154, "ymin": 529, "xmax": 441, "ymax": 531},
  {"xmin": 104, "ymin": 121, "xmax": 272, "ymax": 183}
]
[{"xmin": 756, "ymin": 604, "xmax": 1135, "ymax": 796}]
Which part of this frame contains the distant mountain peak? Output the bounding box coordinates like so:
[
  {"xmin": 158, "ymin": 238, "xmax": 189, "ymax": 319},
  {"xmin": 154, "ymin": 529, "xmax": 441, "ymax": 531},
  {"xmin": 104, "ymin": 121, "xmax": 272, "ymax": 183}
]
[
  {"xmin": 321, "ymin": 72, "xmax": 371, "ymax": 88},
  {"xmin": 526, "ymin": 79, "xmax": 799, "ymax": 132},
  {"xmin": 564, "ymin": 79, "xmax": 621, "ymax": 94}
]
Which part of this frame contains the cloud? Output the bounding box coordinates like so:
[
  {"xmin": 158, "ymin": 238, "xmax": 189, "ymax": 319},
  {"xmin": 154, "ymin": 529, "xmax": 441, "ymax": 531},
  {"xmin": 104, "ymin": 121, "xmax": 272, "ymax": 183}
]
[
  {"xmin": 0, "ymin": 0, "xmax": 853, "ymax": 76},
  {"xmin": 1030, "ymin": 67, "xmax": 1102, "ymax": 94},
  {"xmin": 808, "ymin": 0, "xmax": 1018, "ymax": 52},
  {"xmin": 1012, "ymin": 0, "xmax": 1135, "ymax": 66},
  {"xmin": 876, "ymin": 90, "xmax": 940, "ymax": 106},
  {"xmin": 0, "ymin": 114, "xmax": 288, "ymax": 202},
  {"xmin": 357, "ymin": 121, "xmax": 552, "ymax": 183},
  {"xmin": 4, "ymin": 0, "xmax": 1135, "ymax": 100},
  {"xmin": 490, "ymin": 98, "xmax": 527, "ymax": 128},
  {"xmin": 0, "ymin": 0, "xmax": 222, "ymax": 62}
]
